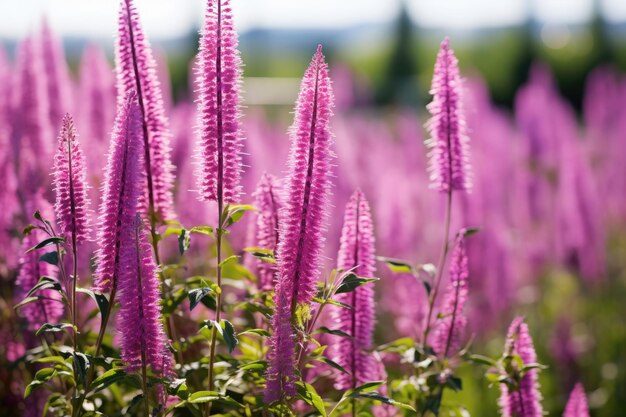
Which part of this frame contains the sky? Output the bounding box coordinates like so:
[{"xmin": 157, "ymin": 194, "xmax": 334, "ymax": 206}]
[{"xmin": 0, "ymin": 0, "xmax": 625, "ymax": 39}]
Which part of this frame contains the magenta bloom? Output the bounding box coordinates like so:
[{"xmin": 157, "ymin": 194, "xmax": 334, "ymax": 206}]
[
  {"xmin": 432, "ymin": 233, "xmax": 469, "ymax": 357},
  {"xmin": 425, "ymin": 37, "xmax": 471, "ymax": 193},
  {"xmin": 563, "ymin": 383, "xmax": 589, "ymax": 417},
  {"xmin": 249, "ymin": 174, "xmax": 282, "ymax": 290},
  {"xmin": 117, "ymin": 0, "xmax": 175, "ymax": 221},
  {"xmin": 499, "ymin": 317, "xmax": 544, "ymax": 417},
  {"xmin": 195, "ymin": 0, "xmax": 244, "ymax": 204},
  {"xmin": 332, "ymin": 189, "xmax": 378, "ymax": 390},
  {"xmin": 53, "ymin": 114, "xmax": 91, "ymax": 247},
  {"xmin": 118, "ymin": 216, "xmax": 172, "ymax": 375},
  {"xmin": 93, "ymin": 93, "xmax": 144, "ymax": 293},
  {"xmin": 265, "ymin": 45, "xmax": 335, "ymax": 403},
  {"xmin": 10, "ymin": 36, "xmax": 53, "ymax": 192}
]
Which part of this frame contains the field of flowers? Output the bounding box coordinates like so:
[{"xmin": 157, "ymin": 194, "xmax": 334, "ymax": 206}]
[{"xmin": 1, "ymin": 0, "xmax": 625, "ymax": 416}]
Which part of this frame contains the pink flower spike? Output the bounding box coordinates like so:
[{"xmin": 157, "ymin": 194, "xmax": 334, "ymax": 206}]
[
  {"xmin": 265, "ymin": 44, "xmax": 335, "ymax": 403},
  {"xmin": 563, "ymin": 383, "xmax": 589, "ymax": 417},
  {"xmin": 195, "ymin": 0, "xmax": 244, "ymax": 204},
  {"xmin": 93, "ymin": 93, "xmax": 144, "ymax": 293},
  {"xmin": 117, "ymin": 0, "xmax": 175, "ymax": 221},
  {"xmin": 332, "ymin": 189, "xmax": 378, "ymax": 390},
  {"xmin": 499, "ymin": 317, "xmax": 544, "ymax": 417},
  {"xmin": 53, "ymin": 114, "xmax": 92, "ymax": 247},
  {"xmin": 118, "ymin": 215, "xmax": 172, "ymax": 376},
  {"xmin": 425, "ymin": 37, "xmax": 472, "ymax": 193}
]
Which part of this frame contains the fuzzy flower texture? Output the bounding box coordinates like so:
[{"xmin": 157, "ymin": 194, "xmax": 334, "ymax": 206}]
[
  {"xmin": 265, "ymin": 45, "xmax": 334, "ymax": 403},
  {"xmin": 425, "ymin": 37, "xmax": 472, "ymax": 193},
  {"xmin": 332, "ymin": 189, "xmax": 378, "ymax": 390},
  {"xmin": 117, "ymin": 0, "xmax": 175, "ymax": 220},
  {"xmin": 53, "ymin": 114, "xmax": 91, "ymax": 247},
  {"xmin": 195, "ymin": 0, "xmax": 244, "ymax": 204},
  {"xmin": 499, "ymin": 317, "xmax": 544, "ymax": 417},
  {"xmin": 564, "ymin": 383, "xmax": 590, "ymax": 417},
  {"xmin": 93, "ymin": 93, "xmax": 143, "ymax": 293}
]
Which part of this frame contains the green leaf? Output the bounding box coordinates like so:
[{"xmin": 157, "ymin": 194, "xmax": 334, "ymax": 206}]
[
  {"xmin": 188, "ymin": 287, "xmax": 214, "ymax": 311},
  {"xmin": 238, "ymin": 328, "xmax": 270, "ymax": 337},
  {"xmin": 219, "ymin": 255, "xmax": 239, "ymax": 268},
  {"xmin": 345, "ymin": 381, "xmax": 385, "ymax": 397},
  {"xmin": 335, "ymin": 274, "xmax": 379, "ymax": 295},
  {"xmin": 296, "ymin": 382, "xmax": 327, "ymax": 417},
  {"xmin": 189, "ymin": 225, "xmax": 214, "ymax": 237},
  {"xmin": 445, "ymin": 376, "xmax": 463, "ymax": 392},
  {"xmin": 377, "ymin": 257, "xmax": 414, "ymax": 274},
  {"xmin": 25, "ymin": 368, "xmax": 57, "ymax": 398},
  {"xmin": 377, "ymin": 337, "xmax": 414, "ymax": 352},
  {"xmin": 91, "ymin": 368, "xmax": 127, "ymax": 393},
  {"xmin": 26, "ymin": 276, "xmax": 63, "ymax": 298},
  {"xmin": 355, "ymin": 392, "xmax": 415, "ymax": 412},
  {"xmin": 226, "ymin": 204, "xmax": 255, "ymax": 227},
  {"xmin": 239, "ymin": 361, "xmax": 267, "ymax": 372},
  {"xmin": 14, "ymin": 295, "xmax": 46, "ymax": 310},
  {"xmin": 467, "ymin": 354, "xmax": 496, "ymax": 366},
  {"xmin": 26, "ymin": 236, "xmax": 65, "ymax": 253},
  {"xmin": 221, "ymin": 320, "xmax": 238, "ymax": 353},
  {"xmin": 178, "ymin": 229, "xmax": 190, "ymax": 255},
  {"xmin": 73, "ymin": 352, "xmax": 90, "ymax": 386},
  {"xmin": 77, "ymin": 288, "xmax": 110, "ymax": 323},
  {"xmin": 463, "ymin": 227, "xmax": 481, "ymax": 237},
  {"xmin": 188, "ymin": 391, "xmax": 243, "ymax": 408},
  {"xmin": 314, "ymin": 327, "xmax": 351, "ymax": 338},
  {"xmin": 39, "ymin": 251, "xmax": 59, "ymax": 266},
  {"xmin": 315, "ymin": 357, "xmax": 349, "ymax": 375},
  {"xmin": 35, "ymin": 323, "xmax": 74, "ymax": 336},
  {"xmin": 243, "ymin": 247, "xmax": 275, "ymax": 263},
  {"xmin": 162, "ymin": 288, "xmax": 188, "ymax": 315}
]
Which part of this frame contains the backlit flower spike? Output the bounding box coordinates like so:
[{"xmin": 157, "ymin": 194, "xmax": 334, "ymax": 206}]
[
  {"xmin": 195, "ymin": 0, "xmax": 244, "ymax": 204},
  {"xmin": 332, "ymin": 189, "xmax": 378, "ymax": 390},
  {"xmin": 249, "ymin": 173, "xmax": 282, "ymax": 290},
  {"xmin": 265, "ymin": 45, "xmax": 335, "ymax": 403},
  {"xmin": 53, "ymin": 114, "xmax": 92, "ymax": 247},
  {"xmin": 499, "ymin": 317, "xmax": 544, "ymax": 417},
  {"xmin": 425, "ymin": 37, "xmax": 472, "ymax": 192},
  {"xmin": 93, "ymin": 93, "xmax": 144, "ymax": 293},
  {"xmin": 563, "ymin": 383, "xmax": 590, "ymax": 417},
  {"xmin": 118, "ymin": 215, "xmax": 172, "ymax": 376},
  {"xmin": 117, "ymin": 0, "xmax": 175, "ymax": 220},
  {"xmin": 432, "ymin": 232, "xmax": 469, "ymax": 357}
]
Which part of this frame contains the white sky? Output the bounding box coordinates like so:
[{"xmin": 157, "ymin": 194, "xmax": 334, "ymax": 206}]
[{"xmin": 0, "ymin": 0, "xmax": 624, "ymax": 39}]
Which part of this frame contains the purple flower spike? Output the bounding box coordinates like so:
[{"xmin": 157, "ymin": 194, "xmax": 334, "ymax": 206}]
[
  {"xmin": 564, "ymin": 383, "xmax": 589, "ymax": 417},
  {"xmin": 250, "ymin": 173, "xmax": 282, "ymax": 290},
  {"xmin": 332, "ymin": 189, "xmax": 378, "ymax": 390},
  {"xmin": 53, "ymin": 114, "xmax": 92, "ymax": 247},
  {"xmin": 432, "ymin": 232, "xmax": 469, "ymax": 357},
  {"xmin": 265, "ymin": 45, "xmax": 335, "ymax": 403},
  {"xmin": 117, "ymin": 0, "xmax": 175, "ymax": 221},
  {"xmin": 499, "ymin": 317, "xmax": 544, "ymax": 417},
  {"xmin": 118, "ymin": 215, "xmax": 172, "ymax": 375},
  {"xmin": 195, "ymin": 0, "xmax": 244, "ymax": 204},
  {"xmin": 93, "ymin": 93, "xmax": 144, "ymax": 293},
  {"xmin": 425, "ymin": 37, "xmax": 471, "ymax": 193}
]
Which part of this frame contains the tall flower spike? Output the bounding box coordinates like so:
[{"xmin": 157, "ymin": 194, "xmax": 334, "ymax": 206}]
[
  {"xmin": 499, "ymin": 317, "xmax": 544, "ymax": 417},
  {"xmin": 332, "ymin": 189, "xmax": 378, "ymax": 390},
  {"xmin": 195, "ymin": 0, "xmax": 244, "ymax": 203},
  {"xmin": 265, "ymin": 45, "xmax": 335, "ymax": 403},
  {"xmin": 249, "ymin": 173, "xmax": 282, "ymax": 290},
  {"xmin": 93, "ymin": 93, "xmax": 144, "ymax": 293},
  {"xmin": 432, "ymin": 232, "xmax": 469, "ymax": 357},
  {"xmin": 425, "ymin": 37, "xmax": 471, "ymax": 192},
  {"xmin": 118, "ymin": 215, "xmax": 172, "ymax": 375},
  {"xmin": 53, "ymin": 114, "xmax": 91, "ymax": 246},
  {"xmin": 563, "ymin": 383, "xmax": 589, "ymax": 417},
  {"xmin": 117, "ymin": 0, "xmax": 175, "ymax": 220}
]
